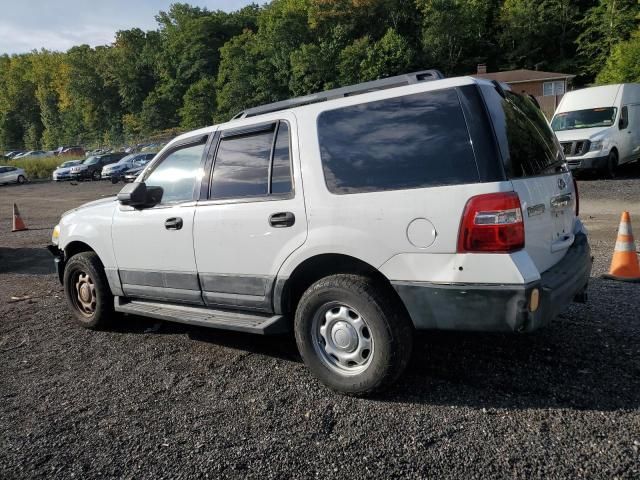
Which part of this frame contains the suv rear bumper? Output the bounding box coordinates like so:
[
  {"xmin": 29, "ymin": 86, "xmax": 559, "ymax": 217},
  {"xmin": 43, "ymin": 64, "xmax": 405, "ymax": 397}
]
[{"xmin": 392, "ymin": 233, "xmax": 592, "ymax": 333}]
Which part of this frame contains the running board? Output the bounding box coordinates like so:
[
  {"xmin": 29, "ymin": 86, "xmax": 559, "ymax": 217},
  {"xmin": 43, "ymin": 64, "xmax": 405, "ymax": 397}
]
[{"xmin": 114, "ymin": 297, "xmax": 289, "ymax": 335}]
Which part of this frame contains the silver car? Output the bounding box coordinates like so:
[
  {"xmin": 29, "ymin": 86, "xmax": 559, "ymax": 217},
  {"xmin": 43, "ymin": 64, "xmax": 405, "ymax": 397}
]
[{"xmin": 0, "ymin": 166, "xmax": 27, "ymax": 185}]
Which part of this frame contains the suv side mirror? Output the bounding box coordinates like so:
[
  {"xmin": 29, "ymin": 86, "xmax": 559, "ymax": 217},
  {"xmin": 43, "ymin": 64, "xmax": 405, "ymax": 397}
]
[{"xmin": 118, "ymin": 182, "xmax": 163, "ymax": 208}]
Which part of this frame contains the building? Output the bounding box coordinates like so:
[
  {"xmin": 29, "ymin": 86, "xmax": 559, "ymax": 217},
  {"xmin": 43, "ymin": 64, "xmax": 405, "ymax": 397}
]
[{"xmin": 474, "ymin": 64, "xmax": 576, "ymax": 118}]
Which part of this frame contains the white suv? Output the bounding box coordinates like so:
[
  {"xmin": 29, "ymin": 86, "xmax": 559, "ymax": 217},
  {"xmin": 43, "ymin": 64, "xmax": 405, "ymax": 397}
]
[{"xmin": 49, "ymin": 71, "xmax": 592, "ymax": 394}]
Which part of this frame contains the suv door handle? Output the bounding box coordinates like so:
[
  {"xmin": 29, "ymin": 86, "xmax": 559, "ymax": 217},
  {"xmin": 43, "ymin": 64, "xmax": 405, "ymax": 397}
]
[
  {"xmin": 269, "ymin": 212, "xmax": 295, "ymax": 228},
  {"xmin": 165, "ymin": 217, "xmax": 183, "ymax": 230}
]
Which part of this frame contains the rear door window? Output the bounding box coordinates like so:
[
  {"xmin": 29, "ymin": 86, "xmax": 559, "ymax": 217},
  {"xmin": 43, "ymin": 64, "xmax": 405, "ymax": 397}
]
[
  {"xmin": 317, "ymin": 88, "xmax": 479, "ymax": 194},
  {"xmin": 210, "ymin": 121, "xmax": 292, "ymax": 200},
  {"xmin": 481, "ymin": 85, "xmax": 565, "ymax": 178}
]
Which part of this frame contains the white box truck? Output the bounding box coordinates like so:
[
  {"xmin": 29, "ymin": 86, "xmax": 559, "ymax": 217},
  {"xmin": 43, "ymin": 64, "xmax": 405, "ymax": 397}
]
[{"xmin": 551, "ymin": 83, "xmax": 640, "ymax": 177}]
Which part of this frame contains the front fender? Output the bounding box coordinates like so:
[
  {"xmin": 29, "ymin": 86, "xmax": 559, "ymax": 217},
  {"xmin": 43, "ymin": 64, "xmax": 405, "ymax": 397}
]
[{"xmin": 58, "ymin": 202, "xmax": 117, "ymax": 269}]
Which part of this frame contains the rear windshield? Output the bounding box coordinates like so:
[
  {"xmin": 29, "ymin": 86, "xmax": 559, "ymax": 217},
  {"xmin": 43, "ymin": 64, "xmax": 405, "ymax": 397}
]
[
  {"xmin": 317, "ymin": 88, "xmax": 479, "ymax": 194},
  {"xmin": 551, "ymin": 108, "xmax": 617, "ymax": 131},
  {"xmin": 481, "ymin": 86, "xmax": 565, "ymax": 178}
]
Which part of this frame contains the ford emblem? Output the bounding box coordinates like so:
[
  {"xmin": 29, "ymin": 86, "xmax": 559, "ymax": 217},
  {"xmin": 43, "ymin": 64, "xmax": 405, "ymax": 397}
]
[{"xmin": 557, "ymin": 178, "xmax": 567, "ymax": 190}]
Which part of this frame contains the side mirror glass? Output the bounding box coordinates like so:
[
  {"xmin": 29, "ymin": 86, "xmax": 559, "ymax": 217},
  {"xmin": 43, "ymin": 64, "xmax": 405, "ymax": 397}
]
[{"xmin": 118, "ymin": 182, "xmax": 163, "ymax": 208}]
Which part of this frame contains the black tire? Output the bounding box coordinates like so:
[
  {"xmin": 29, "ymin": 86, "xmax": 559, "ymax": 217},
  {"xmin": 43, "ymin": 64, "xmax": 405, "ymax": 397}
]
[
  {"xmin": 16, "ymin": 175, "xmax": 25, "ymax": 184},
  {"xmin": 605, "ymin": 150, "xmax": 618, "ymax": 179},
  {"xmin": 294, "ymin": 274, "xmax": 413, "ymax": 395},
  {"xmin": 110, "ymin": 176, "xmax": 119, "ymax": 184},
  {"xmin": 63, "ymin": 252, "xmax": 114, "ymax": 329},
  {"xmin": 92, "ymin": 170, "xmax": 101, "ymax": 181}
]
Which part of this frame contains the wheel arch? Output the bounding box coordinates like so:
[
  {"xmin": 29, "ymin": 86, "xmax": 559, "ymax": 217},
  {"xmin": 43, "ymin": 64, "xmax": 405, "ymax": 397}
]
[
  {"xmin": 64, "ymin": 240, "xmax": 96, "ymax": 260},
  {"xmin": 274, "ymin": 253, "xmax": 409, "ymax": 321}
]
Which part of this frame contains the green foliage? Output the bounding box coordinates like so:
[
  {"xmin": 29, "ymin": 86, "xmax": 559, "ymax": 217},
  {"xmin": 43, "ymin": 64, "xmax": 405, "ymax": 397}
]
[
  {"xmin": 8, "ymin": 155, "xmax": 82, "ymax": 179},
  {"xmin": 0, "ymin": 0, "xmax": 638, "ymax": 150},
  {"xmin": 597, "ymin": 28, "xmax": 640, "ymax": 83},
  {"xmin": 180, "ymin": 76, "xmax": 217, "ymax": 129},
  {"xmin": 577, "ymin": 0, "xmax": 639, "ymax": 78}
]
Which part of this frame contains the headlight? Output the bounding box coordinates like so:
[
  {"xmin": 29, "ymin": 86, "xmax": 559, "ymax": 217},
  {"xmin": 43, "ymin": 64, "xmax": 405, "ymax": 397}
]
[
  {"xmin": 589, "ymin": 140, "xmax": 604, "ymax": 152},
  {"xmin": 52, "ymin": 225, "xmax": 60, "ymax": 244}
]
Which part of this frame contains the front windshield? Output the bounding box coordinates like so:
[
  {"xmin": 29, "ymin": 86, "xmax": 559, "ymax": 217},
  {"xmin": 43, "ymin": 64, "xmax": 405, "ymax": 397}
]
[
  {"xmin": 61, "ymin": 161, "xmax": 79, "ymax": 168},
  {"xmin": 83, "ymin": 156, "xmax": 99, "ymax": 165},
  {"xmin": 551, "ymin": 107, "xmax": 617, "ymax": 131}
]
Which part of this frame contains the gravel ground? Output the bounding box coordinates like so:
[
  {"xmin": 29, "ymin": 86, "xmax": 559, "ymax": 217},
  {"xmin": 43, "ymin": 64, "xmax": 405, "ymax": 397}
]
[{"xmin": 1, "ymin": 178, "xmax": 639, "ymax": 479}]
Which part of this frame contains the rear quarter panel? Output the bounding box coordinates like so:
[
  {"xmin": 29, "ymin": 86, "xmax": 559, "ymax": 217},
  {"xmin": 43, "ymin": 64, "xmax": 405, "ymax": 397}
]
[{"xmin": 277, "ymin": 105, "xmax": 531, "ymax": 284}]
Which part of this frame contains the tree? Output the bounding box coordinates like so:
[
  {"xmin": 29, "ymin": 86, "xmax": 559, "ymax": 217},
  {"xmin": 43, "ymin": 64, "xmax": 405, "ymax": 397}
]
[
  {"xmin": 577, "ymin": 0, "xmax": 639, "ymax": 78},
  {"xmin": 362, "ymin": 28, "xmax": 413, "ymax": 80},
  {"xmin": 597, "ymin": 28, "xmax": 640, "ymax": 83},
  {"xmin": 418, "ymin": 0, "xmax": 495, "ymax": 74},
  {"xmin": 180, "ymin": 76, "xmax": 217, "ymax": 129}
]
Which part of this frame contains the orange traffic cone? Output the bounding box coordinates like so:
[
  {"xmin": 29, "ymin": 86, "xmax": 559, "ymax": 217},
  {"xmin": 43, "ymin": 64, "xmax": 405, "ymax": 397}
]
[
  {"xmin": 603, "ymin": 211, "xmax": 640, "ymax": 282},
  {"xmin": 11, "ymin": 203, "xmax": 28, "ymax": 232}
]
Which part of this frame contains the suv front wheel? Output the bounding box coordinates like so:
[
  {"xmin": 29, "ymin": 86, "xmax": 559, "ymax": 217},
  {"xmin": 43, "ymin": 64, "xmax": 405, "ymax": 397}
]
[
  {"xmin": 294, "ymin": 274, "xmax": 413, "ymax": 395},
  {"xmin": 63, "ymin": 252, "xmax": 114, "ymax": 329}
]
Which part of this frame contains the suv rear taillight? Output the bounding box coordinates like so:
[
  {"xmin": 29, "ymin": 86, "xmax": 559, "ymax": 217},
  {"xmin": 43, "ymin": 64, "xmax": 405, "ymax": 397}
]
[
  {"xmin": 573, "ymin": 176, "xmax": 579, "ymax": 216},
  {"xmin": 457, "ymin": 192, "xmax": 525, "ymax": 253}
]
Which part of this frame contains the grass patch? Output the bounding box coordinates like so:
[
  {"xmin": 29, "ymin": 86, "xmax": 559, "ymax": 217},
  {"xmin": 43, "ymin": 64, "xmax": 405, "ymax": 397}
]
[{"xmin": 7, "ymin": 155, "xmax": 84, "ymax": 180}]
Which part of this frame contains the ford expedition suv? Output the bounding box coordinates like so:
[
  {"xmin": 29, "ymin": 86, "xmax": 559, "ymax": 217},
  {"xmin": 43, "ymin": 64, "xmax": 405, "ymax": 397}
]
[{"xmin": 49, "ymin": 71, "xmax": 592, "ymax": 394}]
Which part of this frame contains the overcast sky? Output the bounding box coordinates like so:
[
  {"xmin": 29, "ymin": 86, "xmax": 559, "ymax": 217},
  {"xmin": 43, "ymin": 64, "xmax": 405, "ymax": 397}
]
[{"xmin": 0, "ymin": 0, "xmax": 256, "ymax": 54}]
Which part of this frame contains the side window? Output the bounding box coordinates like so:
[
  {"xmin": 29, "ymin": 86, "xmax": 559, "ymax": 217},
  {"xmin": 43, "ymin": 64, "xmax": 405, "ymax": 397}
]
[
  {"xmin": 620, "ymin": 106, "xmax": 629, "ymax": 129},
  {"xmin": 210, "ymin": 121, "xmax": 292, "ymax": 199},
  {"xmin": 481, "ymin": 86, "xmax": 563, "ymax": 178},
  {"xmin": 271, "ymin": 123, "xmax": 292, "ymax": 194},
  {"xmin": 317, "ymin": 88, "xmax": 479, "ymax": 194},
  {"xmin": 145, "ymin": 142, "xmax": 206, "ymax": 204}
]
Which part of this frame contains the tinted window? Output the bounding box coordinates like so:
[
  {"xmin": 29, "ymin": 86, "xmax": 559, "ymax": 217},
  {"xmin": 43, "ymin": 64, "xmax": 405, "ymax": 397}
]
[
  {"xmin": 271, "ymin": 123, "xmax": 292, "ymax": 194},
  {"xmin": 209, "ymin": 122, "xmax": 292, "ymax": 200},
  {"xmin": 481, "ymin": 86, "xmax": 564, "ymax": 178},
  {"xmin": 620, "ymin": 106, "xmax": 629, "ymax": 129},
  {"xmin": 145, "ymin": 142, "xmax": 205, "ymax": 204},
  {"xmin": 317, "ymin": 89, "xmax": 478, "ymax": 194},
  {"xmin": 210, "ymin": 130, "xmax": 273, "ymax": 199}
]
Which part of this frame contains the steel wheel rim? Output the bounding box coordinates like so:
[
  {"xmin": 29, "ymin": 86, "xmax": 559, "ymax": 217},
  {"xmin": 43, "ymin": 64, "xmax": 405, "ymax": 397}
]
[
  {"xmin": 73, "ymin": 271, "xmax": 96, "ymax": 317},
  {"xmin": 311, "ymin": 302, "xmax": 374, "ymax": 376}
]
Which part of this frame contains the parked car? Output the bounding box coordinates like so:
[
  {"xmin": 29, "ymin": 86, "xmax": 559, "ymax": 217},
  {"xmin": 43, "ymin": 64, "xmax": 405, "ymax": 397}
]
[
  {"xmin": 52, "ymin": 160, "xmax": 83, "ymax": 181},
  {"xmin": 60, "ymin": 146, "xmax": 85, "ymax": 157},
  {"xmin": 0, "ymin": 166, "xmax": 27, "ymax": 185},
  {"xmin": 122, "ymin": 164, "xmax": 147, "ymax": 183},
  {"xmin": 86, "ymin": 148, "xmax": 112, "ymax": 157},
  {"xmin": 5, "ymin": 151, "xmax": 24, "ymax": 159},
  {"xmin": 551, "ymin": 83, "xmax": 640, "ymax": 177},
  {"xmin": 101, "ymin": 153, "xmax": 156, "ymax": 183},
  {"xmin": 14, "ymin": 150, "xmax": 47, "ymax": 159},
  {"xmin": 69, "ymin": 153, "xmax": 127, "ymax": 181},
  {"xmin": 49, "ymin": 71, "xmax": 591, "ymax": 394}
]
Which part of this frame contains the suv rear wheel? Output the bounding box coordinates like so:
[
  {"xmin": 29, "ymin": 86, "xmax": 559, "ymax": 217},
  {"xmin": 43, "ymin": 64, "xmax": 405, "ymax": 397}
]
[
  {"xmin": 294, "ymin": 274, "xmax": 413, "ymax": 394},
  {"xmin": 63, "ymin": 252, "xmax": 114, "ymax": 329},
  {"xmin": 92, "ymin": 170, "xmax": 101, "ymax": 181}
]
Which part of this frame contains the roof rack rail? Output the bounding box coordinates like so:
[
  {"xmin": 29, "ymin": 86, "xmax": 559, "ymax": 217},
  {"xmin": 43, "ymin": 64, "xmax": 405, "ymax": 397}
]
[{"xmin": 233, "ymin": 69, "xmax": 445, "ymax": 119}]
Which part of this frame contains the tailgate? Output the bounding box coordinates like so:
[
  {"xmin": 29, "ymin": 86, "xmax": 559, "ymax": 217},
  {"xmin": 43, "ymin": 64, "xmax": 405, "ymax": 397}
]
[
  {"xmin": 478, "ymin": 84, "xmax": 578, "ymax": 274},
  {"xmin": 511, "ymin": 172, "xmax": 576, "ymax": 273}
]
